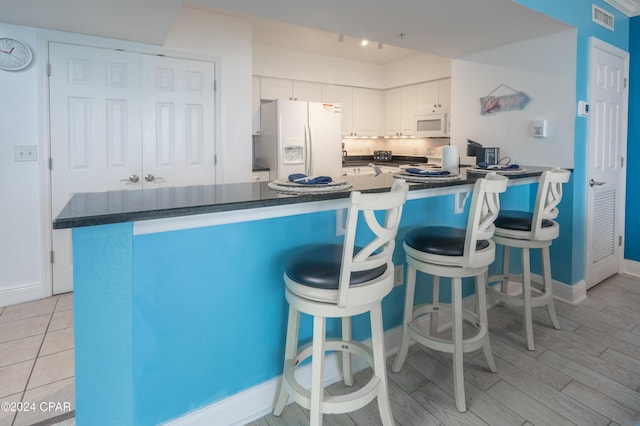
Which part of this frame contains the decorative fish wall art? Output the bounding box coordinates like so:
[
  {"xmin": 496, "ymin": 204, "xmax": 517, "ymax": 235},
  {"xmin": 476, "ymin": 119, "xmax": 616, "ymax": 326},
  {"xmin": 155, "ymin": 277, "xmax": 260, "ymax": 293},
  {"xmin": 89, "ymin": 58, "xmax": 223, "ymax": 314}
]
[{"xmin": 480, "ymin": 84, "xmax": 531, "ymax": 115}]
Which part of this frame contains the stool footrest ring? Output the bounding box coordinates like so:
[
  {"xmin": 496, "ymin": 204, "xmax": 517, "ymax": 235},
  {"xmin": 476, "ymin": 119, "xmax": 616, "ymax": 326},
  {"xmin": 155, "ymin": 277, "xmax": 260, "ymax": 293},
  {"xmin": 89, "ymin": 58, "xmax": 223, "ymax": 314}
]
[
  {"xmin": 487, "ymin": 274, "xmax": 554, "ymax": 308},
  {"xmin": 407, "ymin": 303, "xmax": 489, "ymax": 354},
  {"xmin": 283, "ymin": 339, "xmax": 382, "ymax": 415}
]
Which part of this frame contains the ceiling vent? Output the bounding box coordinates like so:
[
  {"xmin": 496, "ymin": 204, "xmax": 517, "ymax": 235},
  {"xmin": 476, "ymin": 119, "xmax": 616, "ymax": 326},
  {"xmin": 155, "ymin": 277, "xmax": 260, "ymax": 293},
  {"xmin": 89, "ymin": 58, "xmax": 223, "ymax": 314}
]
[{"xmin": 593, "ymin": 4, "xmax": 615, "ymax": 31}]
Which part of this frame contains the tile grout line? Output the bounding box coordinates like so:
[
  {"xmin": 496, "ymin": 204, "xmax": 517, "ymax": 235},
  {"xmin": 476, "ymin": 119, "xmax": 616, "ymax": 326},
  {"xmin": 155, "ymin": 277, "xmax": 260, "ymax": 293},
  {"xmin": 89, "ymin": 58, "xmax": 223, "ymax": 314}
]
[{"xmin": 13, "ymin": 297, "xmax": 60, "ymax": 426}]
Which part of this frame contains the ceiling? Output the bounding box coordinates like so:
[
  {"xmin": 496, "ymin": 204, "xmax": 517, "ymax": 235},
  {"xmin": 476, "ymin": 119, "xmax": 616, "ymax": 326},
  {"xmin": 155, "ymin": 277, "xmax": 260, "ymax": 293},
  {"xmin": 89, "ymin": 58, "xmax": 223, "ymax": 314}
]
[
  {"xmin": 1, "ymin": 0, "xmax": 635, "ymax": 62},
  {"xmin": 192, "ymin": 0, "xmax": 572, "ymax": 59}
]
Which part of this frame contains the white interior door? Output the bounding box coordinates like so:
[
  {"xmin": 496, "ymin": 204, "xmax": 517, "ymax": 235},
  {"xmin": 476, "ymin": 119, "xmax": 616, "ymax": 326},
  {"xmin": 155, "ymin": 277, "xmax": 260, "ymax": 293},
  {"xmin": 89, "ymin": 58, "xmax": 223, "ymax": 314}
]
[
  {"xmin": 49, "ymin": 44, "xmax": 216, "ymax": 294},
  {"xmin": 50, "ymin": 42, "xmax": 143, "ymax": 294},
  {"xmin": 141, "ymin": 55, "xmax": 216, "ymax": 188},
  {"xmin": 586, "ymin": 38, "xmax": 628, "ymax": 289}
]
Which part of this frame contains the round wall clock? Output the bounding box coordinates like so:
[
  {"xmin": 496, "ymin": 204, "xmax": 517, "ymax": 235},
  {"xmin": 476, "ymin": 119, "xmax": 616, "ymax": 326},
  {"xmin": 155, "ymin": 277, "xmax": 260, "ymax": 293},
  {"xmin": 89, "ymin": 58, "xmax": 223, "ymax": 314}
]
[{"xmin": 0, "ymin": 38, "xmax": 33, "ymax": 71}]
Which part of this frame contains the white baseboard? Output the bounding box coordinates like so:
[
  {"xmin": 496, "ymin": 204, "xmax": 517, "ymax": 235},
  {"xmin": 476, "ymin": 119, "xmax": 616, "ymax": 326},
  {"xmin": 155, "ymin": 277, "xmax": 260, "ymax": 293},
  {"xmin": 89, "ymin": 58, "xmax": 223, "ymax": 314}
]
[
  {"xmin": 489, "ymin": 274, "xmax": 585, "ymax": 306},
  {"xmin": 162, "ymin": 296, "xmax": 474, "ymax": 426},
  {"xmin": 163, "ymin": 276, "xmax": 581, "ymax": 425},
  {"xmin": 623, "ymin": 259, "xmax": 640, "ymax": 278},
  {"xmin": 550, "ymin": 277, "xmax": 586, "ymax": 305},
  {"xmin": 0, "ymin": 282, "xmax": 47, "ymax": 308},
  {"xmin": 163, "ymin": 326, "xmax": 405, "ymax": 426}
]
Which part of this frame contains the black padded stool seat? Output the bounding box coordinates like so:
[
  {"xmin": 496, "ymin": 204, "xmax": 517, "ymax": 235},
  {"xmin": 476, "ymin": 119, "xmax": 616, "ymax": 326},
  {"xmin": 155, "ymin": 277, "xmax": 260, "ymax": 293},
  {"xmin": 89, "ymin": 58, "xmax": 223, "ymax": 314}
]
[
  {"xmin": 495, "ymin": 210, "xmax": 554, "ymax": 231},
  {"xmin": 405, "ymin": 226, "xmax": 489, "ymax": 256},
  {"xmin": 285, "ymin": 244, "xmax": 387, "ymax": 289}
]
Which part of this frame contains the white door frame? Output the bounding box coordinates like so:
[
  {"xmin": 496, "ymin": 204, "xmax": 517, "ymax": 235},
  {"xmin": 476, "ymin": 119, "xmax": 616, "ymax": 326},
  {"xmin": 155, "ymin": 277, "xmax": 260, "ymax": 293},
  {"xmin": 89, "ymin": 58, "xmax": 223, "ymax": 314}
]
[{"xmin": 585, "ymin": 37, "xmax": 629, "ymax": 288}]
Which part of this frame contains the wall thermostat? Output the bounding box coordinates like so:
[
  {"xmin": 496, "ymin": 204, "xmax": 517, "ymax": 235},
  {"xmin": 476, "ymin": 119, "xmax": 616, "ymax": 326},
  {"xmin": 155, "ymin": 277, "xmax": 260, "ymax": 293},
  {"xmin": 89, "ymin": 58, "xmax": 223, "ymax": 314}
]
[
  {"xmin": 578, "ymin": 101, "xmax": 589, "ymax": 117},
  {"xmin": 531, "ymin": 120, "xmax": 548, "ymax": 138}
]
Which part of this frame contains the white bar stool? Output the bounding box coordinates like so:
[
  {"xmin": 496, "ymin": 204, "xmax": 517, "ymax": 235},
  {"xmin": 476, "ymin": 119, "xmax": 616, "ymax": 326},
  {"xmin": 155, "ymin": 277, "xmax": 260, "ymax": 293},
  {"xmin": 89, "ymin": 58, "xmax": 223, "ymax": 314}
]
[
  {"xmin": 392, "ymin": 172, "xmax": 508, "ymax": 412},
  {"xmin": 273, "ymin": 180, "xmax": 408, "ymax": 426},
  {"xmin": 487, "ymin": 168, "xmax": 571, "ymax": 351}
]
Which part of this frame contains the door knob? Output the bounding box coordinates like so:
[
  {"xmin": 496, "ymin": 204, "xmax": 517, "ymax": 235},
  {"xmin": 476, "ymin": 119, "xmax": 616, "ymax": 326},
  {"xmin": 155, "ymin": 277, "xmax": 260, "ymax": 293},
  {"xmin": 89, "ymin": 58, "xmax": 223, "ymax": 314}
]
[
  {"xmin": 144, "ymin": 174, "xmax": 164, "ymax": 182},
  {"xmin": 120, "ymin": 174, "xmax": 140, "ymax": 183},
  {"xmin": 589, "ymin": 178, "xmax": 605, "ymax": 187}
]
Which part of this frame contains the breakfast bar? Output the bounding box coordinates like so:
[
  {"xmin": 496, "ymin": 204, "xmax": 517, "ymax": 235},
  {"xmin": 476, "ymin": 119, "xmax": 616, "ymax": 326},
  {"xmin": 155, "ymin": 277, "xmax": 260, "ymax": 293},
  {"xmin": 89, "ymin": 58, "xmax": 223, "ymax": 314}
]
[{"xmin": 54, "ymin": 166, "xmax": 566, "ymax": 425}]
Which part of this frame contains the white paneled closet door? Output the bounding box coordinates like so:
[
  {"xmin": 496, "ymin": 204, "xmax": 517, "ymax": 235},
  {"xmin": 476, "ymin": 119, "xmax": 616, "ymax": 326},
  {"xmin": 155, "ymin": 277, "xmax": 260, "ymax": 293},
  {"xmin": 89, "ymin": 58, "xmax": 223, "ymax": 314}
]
[
  {"xmin": 586, "ymin": 38, "xmax": 628, "ymax": 289},
  {"xmin": 49, "ymin": 43, "xmax": 216, "ymax": 294},
  {"xmin": 50, "ymin": 42, "xmax": 143, "ymax": 295},
  {"xmin": 141, "ymin": 55, "xmax": 216, "ymax": 188}
]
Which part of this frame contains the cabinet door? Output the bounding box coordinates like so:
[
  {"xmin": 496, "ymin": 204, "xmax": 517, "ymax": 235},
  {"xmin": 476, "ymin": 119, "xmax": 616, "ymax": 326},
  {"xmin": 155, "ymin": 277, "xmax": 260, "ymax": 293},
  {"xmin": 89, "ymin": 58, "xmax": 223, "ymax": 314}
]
[
  {"xmin": 260, "ymin": 77, "xmax": 293, "ymax": 100},
  {"xmin": 293, "ymin": 81, "xmax": 322, "ymax": 102},
  {"xmin": 384, "ymin": 88, "xmax": 402, "ymax": 136},
  {"xmin": 352, "ymin": 88, "xmax": 382, "ymax": 137},
  {"xmin": 416, "ymin": 80, "xmax": 439, "ymax": 111},
  {"xmin": 438, "ymin": 78, "xmax": 451, "ymax": 108},
  {"xmin": 400, "ymin": 85, "xmax": 418, "ymax": 136},
  {"xmin": 322, "ymin": 84, "xmax": 353, "ymax": 136},
  {"xmin": 252, "ymin": 76, "xmax": 261, "ymax": 135}
]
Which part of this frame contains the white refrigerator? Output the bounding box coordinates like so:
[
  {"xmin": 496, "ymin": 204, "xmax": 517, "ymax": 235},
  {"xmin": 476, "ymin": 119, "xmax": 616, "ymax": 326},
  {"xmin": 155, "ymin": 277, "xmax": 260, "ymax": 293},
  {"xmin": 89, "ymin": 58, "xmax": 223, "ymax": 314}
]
[{"xmin": 255, "ymin": 99, "xmax": 342, "ymax": 180}]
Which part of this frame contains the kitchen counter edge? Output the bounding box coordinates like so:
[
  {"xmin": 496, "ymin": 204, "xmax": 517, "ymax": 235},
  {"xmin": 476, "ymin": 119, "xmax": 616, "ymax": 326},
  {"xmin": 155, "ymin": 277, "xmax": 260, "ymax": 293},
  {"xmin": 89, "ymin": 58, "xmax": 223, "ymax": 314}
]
[{"xmin": 53, "ymin": 166, "xmax": 556, "ymax": 230}]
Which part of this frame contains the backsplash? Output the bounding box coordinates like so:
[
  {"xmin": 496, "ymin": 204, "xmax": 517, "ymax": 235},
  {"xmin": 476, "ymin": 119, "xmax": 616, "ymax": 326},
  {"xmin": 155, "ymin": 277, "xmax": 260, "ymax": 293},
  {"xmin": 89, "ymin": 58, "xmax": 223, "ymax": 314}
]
[{"xmin": 342, "ymin": 137, "xmax": 450, "ymax": 159}]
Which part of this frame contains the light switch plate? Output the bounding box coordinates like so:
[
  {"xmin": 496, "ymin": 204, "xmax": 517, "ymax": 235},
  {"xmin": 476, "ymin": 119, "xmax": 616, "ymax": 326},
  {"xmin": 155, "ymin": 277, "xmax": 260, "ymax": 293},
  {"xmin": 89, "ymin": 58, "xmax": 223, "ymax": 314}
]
[{"xmin": 14, "ymin": 145, "xmax": 38, "ymax": 162}]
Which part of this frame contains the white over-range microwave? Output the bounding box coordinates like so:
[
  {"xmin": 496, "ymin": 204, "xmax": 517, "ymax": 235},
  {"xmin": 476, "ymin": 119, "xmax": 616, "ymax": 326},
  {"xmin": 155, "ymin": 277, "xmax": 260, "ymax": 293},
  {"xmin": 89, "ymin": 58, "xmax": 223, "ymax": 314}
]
[{"xmin": 414, "ymin": 111, "xmax": 448, "ymax": 137}]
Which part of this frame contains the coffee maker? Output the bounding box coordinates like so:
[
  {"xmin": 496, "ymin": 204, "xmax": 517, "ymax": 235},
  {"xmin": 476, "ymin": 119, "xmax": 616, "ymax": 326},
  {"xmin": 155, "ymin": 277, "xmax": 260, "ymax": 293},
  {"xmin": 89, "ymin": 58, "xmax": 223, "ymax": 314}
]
[{"xmin": 467, "ymin": 140, "xmax": 500, "ymax": 165}]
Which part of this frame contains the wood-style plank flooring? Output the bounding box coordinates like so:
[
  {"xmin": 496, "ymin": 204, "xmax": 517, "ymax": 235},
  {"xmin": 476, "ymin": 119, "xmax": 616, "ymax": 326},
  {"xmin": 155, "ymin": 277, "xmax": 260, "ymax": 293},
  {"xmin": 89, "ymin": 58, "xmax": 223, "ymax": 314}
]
[{"xmin": 249, "ymin": 273, "xmax": 640, "ymax": 425}]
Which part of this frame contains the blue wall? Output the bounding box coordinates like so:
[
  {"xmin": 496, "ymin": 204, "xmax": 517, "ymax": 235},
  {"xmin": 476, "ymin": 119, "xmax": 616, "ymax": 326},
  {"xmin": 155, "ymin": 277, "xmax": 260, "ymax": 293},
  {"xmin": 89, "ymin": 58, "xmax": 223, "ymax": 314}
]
[
  {"xmin": 626, "ymin": 16, "xmax": 640, "ymax": 261},
  {"xmin": 516, "ymin": 0, "xmax": 630, "ymax": 282}
]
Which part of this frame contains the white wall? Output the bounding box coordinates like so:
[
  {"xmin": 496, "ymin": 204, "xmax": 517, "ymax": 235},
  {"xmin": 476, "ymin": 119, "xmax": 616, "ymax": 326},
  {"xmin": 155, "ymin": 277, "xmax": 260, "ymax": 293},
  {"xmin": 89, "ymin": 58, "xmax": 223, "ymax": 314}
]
[
  {"xmin": 0, "ymin": 5, "xmax": 254, "ymax": 307},
  {"xmin": 450, "ymin": 30, "xmax": 576, "ymax": 168},
  {"xmin": 383, "ymin": 52, "xmax": 451, "ymax": 88},
  {"xmin": 253, "ymin": 45, "xmax": 451, "ymax": 90},
  {"xmin": 164, "ymin": 5, "xmax": 253, "ymax": 184},
  {"xmin": 254, "ymin": 44, "xmax": 384, "ymax": 88},
  {"xmin": 0, "ymin": 24, "xmax": 47, "ymax": 305}
]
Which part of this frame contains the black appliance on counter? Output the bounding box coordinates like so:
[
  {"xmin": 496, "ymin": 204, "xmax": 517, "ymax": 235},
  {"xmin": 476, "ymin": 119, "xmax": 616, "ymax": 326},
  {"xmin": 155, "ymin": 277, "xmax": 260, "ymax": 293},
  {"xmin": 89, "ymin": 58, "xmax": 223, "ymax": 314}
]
[
  {"xmin": 467, "ymin": 140, "xmax": 500, "ymax": 165},
  {"xmin": 373, "ymin": 150, "xmax": 392, "ymax": 161}
]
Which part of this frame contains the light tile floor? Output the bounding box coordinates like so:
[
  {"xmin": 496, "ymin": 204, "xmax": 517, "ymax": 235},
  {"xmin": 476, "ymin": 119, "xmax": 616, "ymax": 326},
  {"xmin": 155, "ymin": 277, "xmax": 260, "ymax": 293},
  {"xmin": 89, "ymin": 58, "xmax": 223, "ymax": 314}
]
[{"xmin": 0, "ymin": 294, "xmax": 75, "ymax": 426}]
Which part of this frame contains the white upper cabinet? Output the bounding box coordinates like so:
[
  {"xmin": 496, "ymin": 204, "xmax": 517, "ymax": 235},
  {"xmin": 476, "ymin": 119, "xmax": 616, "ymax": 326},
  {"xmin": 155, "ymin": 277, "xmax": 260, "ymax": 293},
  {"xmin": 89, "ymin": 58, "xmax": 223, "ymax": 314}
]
[
  {"xmin": 384, "ymin": 88, "xmax": 402, "ymax": 137},
  {"xmin": 292, "ymin": 81, "xmax": 323, "ymax": 102},
  {"xmin": 322, "ymin": 85, "xmax": 382, "ymax": 137},
  {"xmin": 416, "ymin": 78, "xmax": 451, "ymax": 112},
  {"xmin": 352, "ymin": 88, "xmax": 382, "ymax": 137},
  {"xmin": 385, "ymin": 85, "xmax": 418, "ymax": 136},
  {"xmin": 260, "ymin": 77, "xmax": 322, "ymax": 102},
  {"xmin": 322, "ymin": 84, "xmax": 353, "ymax": 136},
  {"xmin": 256, "ymin": 77, "xmax": 450, "ymax": 138}
]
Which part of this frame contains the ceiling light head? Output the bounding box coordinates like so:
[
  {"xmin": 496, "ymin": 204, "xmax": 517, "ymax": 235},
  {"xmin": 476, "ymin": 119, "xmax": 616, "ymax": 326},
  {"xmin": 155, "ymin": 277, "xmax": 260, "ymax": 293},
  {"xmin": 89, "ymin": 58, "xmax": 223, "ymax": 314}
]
[
  {"xmin": 361, "ymin": 39, "xmax": 369, "ymax": 47},
  {"xmin": 400, "ymin": 33, "xmax": 407, "ymax": 40},
  {"xmin": 337, "ymin": 34, "xmax": 344, "ymax": 42}
]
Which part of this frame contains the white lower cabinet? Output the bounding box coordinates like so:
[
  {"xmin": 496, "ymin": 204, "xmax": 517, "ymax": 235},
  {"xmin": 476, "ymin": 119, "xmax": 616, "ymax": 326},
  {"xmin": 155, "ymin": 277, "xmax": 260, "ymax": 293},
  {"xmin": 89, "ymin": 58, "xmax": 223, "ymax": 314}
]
[{"xmin": 252, "ymin": 170, "xmax": 270, "ymax": 182}]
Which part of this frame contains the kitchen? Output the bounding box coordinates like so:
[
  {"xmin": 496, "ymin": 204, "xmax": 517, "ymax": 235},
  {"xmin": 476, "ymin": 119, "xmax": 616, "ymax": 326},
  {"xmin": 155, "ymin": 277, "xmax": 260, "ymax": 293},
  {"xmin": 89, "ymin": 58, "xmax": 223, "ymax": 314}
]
[{"xmin": 0, "ymin": 0, "xmax": 639, "ymax": 425}]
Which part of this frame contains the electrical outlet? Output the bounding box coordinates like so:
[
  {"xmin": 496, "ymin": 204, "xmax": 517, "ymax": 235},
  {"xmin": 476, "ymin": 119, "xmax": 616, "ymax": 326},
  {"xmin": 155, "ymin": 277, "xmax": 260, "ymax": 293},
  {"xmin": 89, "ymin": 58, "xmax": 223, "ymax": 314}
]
[
  {"xmin": 14, "ymin": 145, "xmax": 38, "ymax": 162},
  {"xmin": 394, "ymin": 265, "xmax": 404, "ymax": 286}
]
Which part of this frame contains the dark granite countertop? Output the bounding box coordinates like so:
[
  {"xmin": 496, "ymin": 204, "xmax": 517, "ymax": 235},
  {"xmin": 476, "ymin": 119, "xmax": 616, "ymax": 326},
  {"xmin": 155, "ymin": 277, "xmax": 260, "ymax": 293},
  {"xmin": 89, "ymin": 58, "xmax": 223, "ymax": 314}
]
[{"xmin": 53, "ymin": 166, "xmax": 553, "ymax": 229}]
